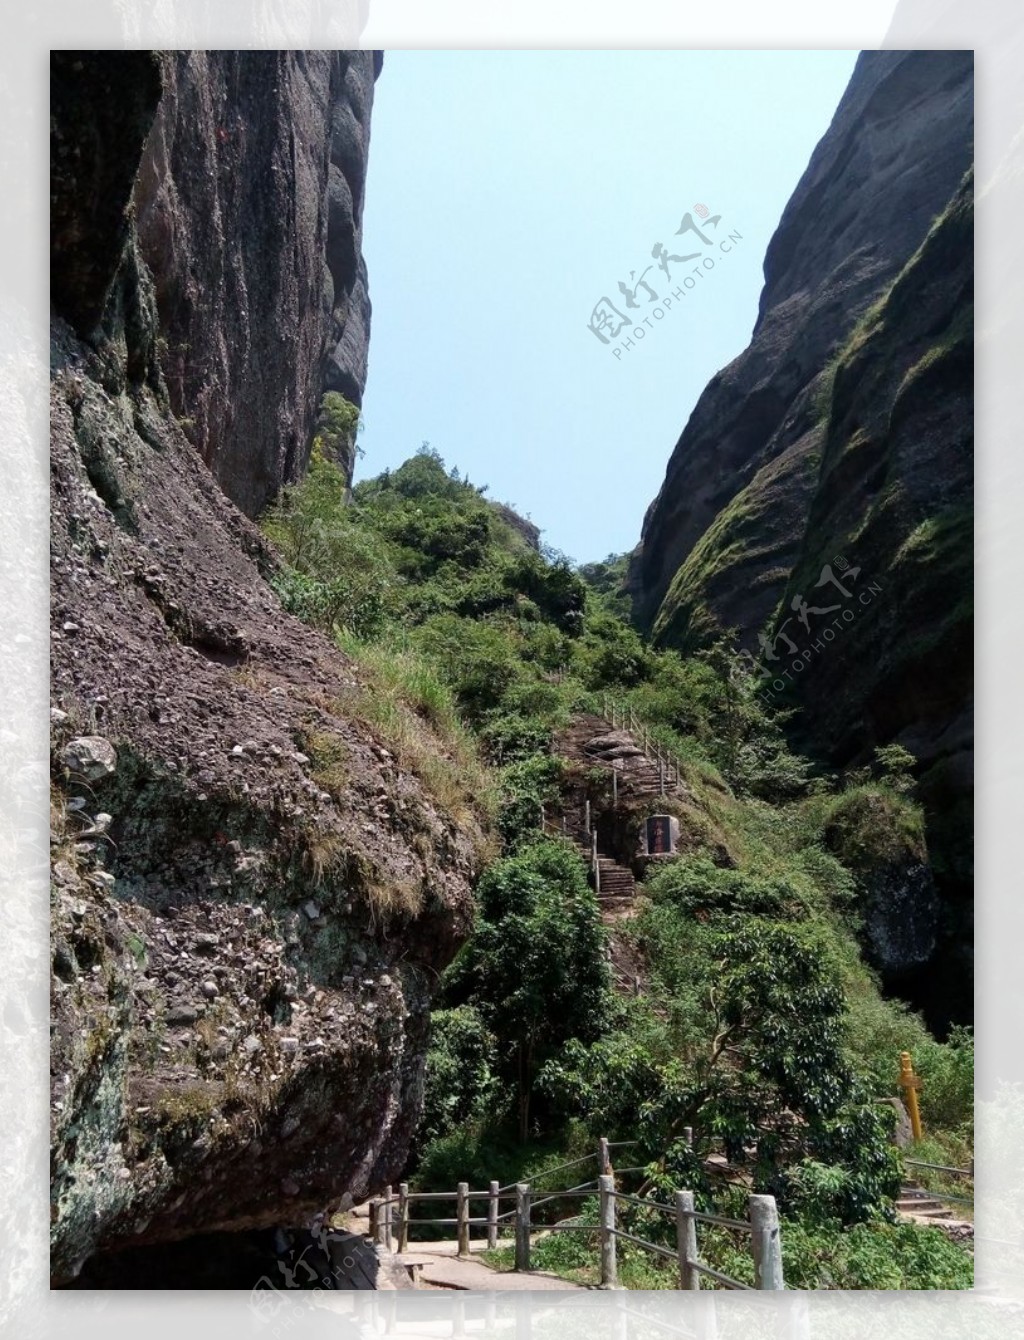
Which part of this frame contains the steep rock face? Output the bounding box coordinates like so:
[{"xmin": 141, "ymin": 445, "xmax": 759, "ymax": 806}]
[
  {"xmin": 781, "ymin": 175, "xmax": 973, "ymax": 1025},
  {"xmin": 50, "ymin": 53, "xmax": 484, "ymax": 1285},
  {"xmin": 134, "ymin": 50, "xmax": 380, "ymax": 516},
  {"xmin": 630, "ymin": 50, "xmax": 973, "ymax": 650},
  {"xmin": 627, "ymin": 50, "xmax": 973, "ymax": 1025}
]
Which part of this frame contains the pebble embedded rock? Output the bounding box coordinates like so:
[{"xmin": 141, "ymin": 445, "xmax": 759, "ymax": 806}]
[{"xmin": 62, "ymin": 736, "xmax": 117, "ymax": 781}]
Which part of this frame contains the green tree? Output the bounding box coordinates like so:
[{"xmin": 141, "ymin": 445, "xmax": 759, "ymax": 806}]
[
  {"xmin": 873, "ymin": 743, "xmax": 917, "ymax": 793},
  {"xmin": 420, "ymin": 1006, "xmax": 499, "ymax": 1145},
  {"xmin": 447, "ymin": 840, "xmax": 612, "ymax": 1140}
]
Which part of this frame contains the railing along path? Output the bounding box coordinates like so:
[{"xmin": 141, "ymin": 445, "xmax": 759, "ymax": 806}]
[{"xmin": 367, "ymin": 1137, "xmax": 784, "ymax": 1291}]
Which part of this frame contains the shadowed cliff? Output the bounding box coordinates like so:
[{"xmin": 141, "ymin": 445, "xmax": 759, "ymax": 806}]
[{"xmin": 49, "ymin": 50, "xmax": 486, "ymax": 1287}]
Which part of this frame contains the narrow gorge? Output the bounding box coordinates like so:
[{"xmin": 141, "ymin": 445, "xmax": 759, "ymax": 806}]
[{"xmin": 49, "ymin": 49, "xmax": 974, "ymax": 1291}]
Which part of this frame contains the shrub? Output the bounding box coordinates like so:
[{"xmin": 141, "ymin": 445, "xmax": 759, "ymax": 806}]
[
  {"xmin": 915, "ymin": 1025, "xmax": 974, "ymax": 1133},
  {"xmin": 419, "ymin": 1006, "xmax": 499, "ymax": 1145},
  {"xmin": 444, "ymin": 840, "xmax": 612, "ymax": 1139}
]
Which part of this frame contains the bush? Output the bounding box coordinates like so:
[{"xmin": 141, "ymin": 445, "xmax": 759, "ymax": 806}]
[
  {"xmin": 780, "ymin": 1217, "xmax": 972, "ymax": 1289},
  {"xmin": 915, "ymin": 1024, "xmax": 974, "ymax": 1133},
  {"xmin": 419, "ymin": 1006, "xmax": 499, "ymax": 1145},
  {"xmin": 444, "ymin": 840, "xmax": 612, "ymax": 1139}
]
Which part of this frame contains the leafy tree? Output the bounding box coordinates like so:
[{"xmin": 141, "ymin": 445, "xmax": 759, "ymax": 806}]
[
  {"xmin": 445, "ymin": 840, "xmax": 612, "ymax": 1140},
  {"xmin": 420, "ymin": 1006, "xmax": 499, "ymax": 1145}
]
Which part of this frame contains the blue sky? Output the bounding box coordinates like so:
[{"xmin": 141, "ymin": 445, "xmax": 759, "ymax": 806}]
[{"xmin": 358, "ymin": 49, "xmax": 859, "ymax": 564}]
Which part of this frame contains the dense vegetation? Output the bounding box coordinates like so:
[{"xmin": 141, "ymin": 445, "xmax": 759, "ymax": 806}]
[{"xmin": 261, "ymin": 416, "xmax": 973, "ymax": 1289}]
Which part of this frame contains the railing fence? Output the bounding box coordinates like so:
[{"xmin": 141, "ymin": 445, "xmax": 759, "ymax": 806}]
[
  {"xmin": 601, "ymin": 693, "xmax": 686, "ymax": 797},
  {"xmin": 367, "ymin": 1137, "xmax": 784, "ymax": 1291}
]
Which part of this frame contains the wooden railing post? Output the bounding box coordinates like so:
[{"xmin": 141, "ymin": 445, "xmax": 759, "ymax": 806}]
[
  {"xmin": 593, "ymin": 829, "xmax": 601, "ymax": 894},
  {"xmin": 585, "ymin": 798, "xmax": 591, "ymax": 835},
  {"xmin": 514, "ymin": 1183, "xmax": 531, "ymax": 1271},
  {"xmin": 599, "ymin": 1174, "xmax": 618, "ymax": 1287},
  {"xmin": 659, "ymin": 757, "xmax": 665, "ymax": 795},
  {"xmin": 749, "ymin": 1194, "xmax": 784, "ymax": 1290},
  {"xmin": 676, "ymin": 1190, "xmax": 699, "ymax": 1290},
  {"xmin": 383, "ymin": 1184, "xmax": 393, "ymax": 1251},
  {"xmin": 368, "ymin": 1198, "xmax": 380, "ymax": 1244},
  {"xmin": 457, "ymin": 1181, "xmax": 470, "ymax": 1258},
  {"xmin": 488, "ymin": 1180, "xmax": 499, "ymax": 1249},
  {"xmin": 599, "ymin": 1136, "xmax": 611, "ymax": 1175},
  {"xmin": 397, "ymin": 1182, "xmax": 409, "ymax": 1252}
]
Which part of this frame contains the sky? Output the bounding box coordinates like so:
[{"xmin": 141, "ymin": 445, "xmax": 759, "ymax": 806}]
[{"xmin": 358, "ymin": 49, "xmax": 860, "ymax": 565}]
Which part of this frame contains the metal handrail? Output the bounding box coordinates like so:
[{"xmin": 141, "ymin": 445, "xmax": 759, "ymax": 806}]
[
  {"xmin": 613, "ymin": 1229, "xmax": 679, "ymax": 1263},
  {"xmin": 690, "ymin": 1261, "xmax": 754, "ymax": 1290},
  {"xmin": 406, "ymin": 1188, "xmax": 503, "ymax": 1202},
  {"xmin": 606, "ymin": 1192, "xmax": 750, "ymax": 1234},
  {"xmin": 531, "ymin": 1178, "xmax": 599, "ymax": 1210},
  {"xmin": 496, "ymin": 1151, "xmax": 598, "ymax": 1195},
  {"xmin": 611, "ymin": 1192, "xmax": 675, "ymax": 1215},
  {"xmin": 903, "ymin": 1158, "xmax": 973, "ymax": 1179},
  {"xmin": 688, "ymin": 1210, "xmax": 754, "ymax": 1232}
]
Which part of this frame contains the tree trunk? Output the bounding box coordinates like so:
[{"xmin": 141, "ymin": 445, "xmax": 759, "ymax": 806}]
[{"xmin": 517, "ymin": 1040, "xmax": 532, "ymax": 1142}]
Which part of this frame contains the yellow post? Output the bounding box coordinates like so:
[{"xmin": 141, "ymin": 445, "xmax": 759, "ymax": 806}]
[{"xmin": 898, "ymin": 1051, "xmax": 923, "ymax": 1141}]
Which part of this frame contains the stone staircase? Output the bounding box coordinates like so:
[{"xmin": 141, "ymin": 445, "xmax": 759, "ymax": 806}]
[
  {"xmin": 896, "ymin": 1183, "xmax": 974, "ymax": 1243},
  {"xmin": 897, "ymin": 1185, "xmax": 955, "ymax": 1219},
  {"xmin": 558, "ymin": 713, "xmax": 684, "ymax": 801},
  {"xmin": 550, "ymin": 711, "xmax": 680, "ymax": 915}
]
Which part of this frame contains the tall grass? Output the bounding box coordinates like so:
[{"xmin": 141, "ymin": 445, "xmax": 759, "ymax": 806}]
[{"xmin": 334, "ymin": 629, "xmax": 500, "ymax": 838}]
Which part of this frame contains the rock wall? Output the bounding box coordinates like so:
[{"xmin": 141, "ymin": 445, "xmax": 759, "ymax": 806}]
[
  {"xmin": 626, "ymin": 50, "xmax": 973, "ymax": 1019},
  {"xmin": 784, "ymin": 173, "xmax": 974, "ymax": 1025},
  {"xmin": 629, "ymin": 50, "xmax": 973, "ymax": 652},
  {"xmin": 49, "ymin": 51, "xmax": 485, "ymax": 1286},
  {"xmin": 134, "ymin": 50, "xmax": 380, "ymax": 516}
]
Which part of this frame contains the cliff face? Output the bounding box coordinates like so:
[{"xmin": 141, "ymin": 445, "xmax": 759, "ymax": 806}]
[
  {"xmin": 134, "ymin": 50, "xmax": 379, "ymax": 516},
  {"xmin": 627, "ymin": 50, "xmax": 973, "ymax": 1018},
  {"xmin": 629, "ymin": 50, "xmax": 973, "ymax": 652},
  {"xmin": 783, "ymin": 174, "xmax": 973, "ymax": 1022},
  {"xmin": 49, "ymin": 52, "xmax": 484, "ymax": 1286}
]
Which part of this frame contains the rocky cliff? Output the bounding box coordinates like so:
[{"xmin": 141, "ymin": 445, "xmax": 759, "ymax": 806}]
[
  {"xmin": 783, "ymin": 172, "xmax": 973, "ymax": 1022},
  {"xmin": 627, "ymin": 50, "xmax": 973, "ymax": 1020},
  {"xmin": 49, "ymin": 51, "xmax": 485, "ymax": 1286},
  {"xmin": 134, "ymin": 49, "xmax": 379, "ymax": 516},
  {"xmin": 629, "ymin": 50, "xmax": 973, "ymax": 652}
]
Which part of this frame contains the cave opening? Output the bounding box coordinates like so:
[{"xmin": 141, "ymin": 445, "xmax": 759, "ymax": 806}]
[{"xmin": 61, "ymin": 1225, "xmax": 379, "ymax": 1290}]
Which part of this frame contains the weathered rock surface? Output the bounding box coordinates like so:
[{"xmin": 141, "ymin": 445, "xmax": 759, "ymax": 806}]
[
  {"xmin": 626, "ymin": 51, "xmax": 973, "ymax": 1025},
  {"xmin": 783, "ymin": 173, "xmax": 974, "ymax": 1024},
  {"xmin": 50, "ymin": 51, "xmax": 485, "ymax": 1287},
  {"xmin": 629, "ymin": 50, "xmax": 973, "ymax": 650},
  {"xmin": 134, "ymin": 50, "xmax": 380, "ymax": 515}
]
